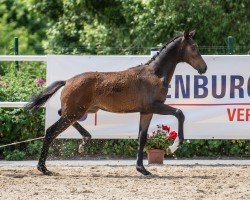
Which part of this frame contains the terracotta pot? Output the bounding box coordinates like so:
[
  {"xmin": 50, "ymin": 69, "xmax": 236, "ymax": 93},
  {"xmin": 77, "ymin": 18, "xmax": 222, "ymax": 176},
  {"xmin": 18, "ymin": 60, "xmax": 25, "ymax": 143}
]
[{"xmin": 147, "ymin": 149, "xmax": 165, "ymax": 164}]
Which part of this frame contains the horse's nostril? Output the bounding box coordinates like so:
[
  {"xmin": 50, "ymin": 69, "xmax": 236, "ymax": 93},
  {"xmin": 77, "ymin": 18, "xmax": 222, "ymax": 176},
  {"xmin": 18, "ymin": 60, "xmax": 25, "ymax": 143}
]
[{"xmin": 203, "ymin": 65, "xmax": 207, "ymax": 73}]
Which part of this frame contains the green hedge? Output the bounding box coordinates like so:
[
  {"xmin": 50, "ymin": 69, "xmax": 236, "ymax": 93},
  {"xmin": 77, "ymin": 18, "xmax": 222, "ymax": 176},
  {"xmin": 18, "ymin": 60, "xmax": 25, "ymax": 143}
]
[
  {"xmin": 1, "ymin": 138, "xmax": 249, "ymax": 160},
  {"xmin": 0, "ymin": 63, "xmax": 249, "ymax": 160}
]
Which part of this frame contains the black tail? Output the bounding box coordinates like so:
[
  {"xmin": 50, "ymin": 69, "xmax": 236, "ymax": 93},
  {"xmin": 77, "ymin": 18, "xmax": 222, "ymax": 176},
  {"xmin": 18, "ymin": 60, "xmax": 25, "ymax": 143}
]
[{"xmin": 25, "ymin": 81, "xmax": 66, "ymax": 112}]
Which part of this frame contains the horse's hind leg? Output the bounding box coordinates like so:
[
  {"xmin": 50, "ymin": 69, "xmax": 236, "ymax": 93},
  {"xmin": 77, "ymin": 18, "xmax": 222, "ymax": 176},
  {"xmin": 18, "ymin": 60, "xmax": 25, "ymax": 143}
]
[
  {"xmin": 73, "ymin": 123, "xmax": 92, "ymax": 153},
  {"xmin": 58, "ymin": 109, "xmax": 92, "ymax": 153},
  {"xmin": 136, "ymin": 113, "xmax": 153, "ymax": 176},
  {"xmin": 37, "ymin": 116, "xmax": 73, "ymax": 175}
]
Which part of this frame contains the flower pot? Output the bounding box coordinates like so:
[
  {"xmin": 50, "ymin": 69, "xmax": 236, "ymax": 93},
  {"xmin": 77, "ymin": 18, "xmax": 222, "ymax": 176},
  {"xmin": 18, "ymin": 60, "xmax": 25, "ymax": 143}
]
[{"xmin": 147, "ymin": 149, "xmax": 165, "ymax": 164}]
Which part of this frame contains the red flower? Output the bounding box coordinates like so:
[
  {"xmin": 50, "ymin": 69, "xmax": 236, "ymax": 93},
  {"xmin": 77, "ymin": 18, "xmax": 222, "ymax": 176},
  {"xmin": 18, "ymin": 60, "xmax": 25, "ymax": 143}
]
[
  {"xmin": 168, "ymin": 131, "xmax": 178, "ymax": 140},
  {"xmin": 162, "ymin": 125, "xmax": 170, "ymax": 133}
]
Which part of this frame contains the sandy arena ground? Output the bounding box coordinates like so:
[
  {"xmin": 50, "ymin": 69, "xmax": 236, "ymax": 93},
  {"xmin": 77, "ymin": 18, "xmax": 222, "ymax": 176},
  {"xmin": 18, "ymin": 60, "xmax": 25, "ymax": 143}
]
[{"xmin": 0, "ymin": 165, "xmax": 249, "ymax": 200}]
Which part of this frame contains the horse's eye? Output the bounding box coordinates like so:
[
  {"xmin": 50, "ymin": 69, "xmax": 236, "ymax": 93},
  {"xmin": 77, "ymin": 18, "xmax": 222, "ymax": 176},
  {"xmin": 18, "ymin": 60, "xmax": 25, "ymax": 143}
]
[{"xmin": 191, "ymin": 45, "xmax": 196, "ymax": 51}]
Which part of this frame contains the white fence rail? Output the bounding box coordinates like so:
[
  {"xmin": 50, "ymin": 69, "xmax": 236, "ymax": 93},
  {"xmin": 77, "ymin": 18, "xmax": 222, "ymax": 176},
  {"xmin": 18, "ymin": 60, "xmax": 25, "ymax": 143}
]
[
  {"xmin": 0, "ymin": 55, "xmax": 46, "ymax": 62},
  {"xmin": 0, "ymin": 102, "xmax": 28, "ymax": 108},
  {"xmin": 0, "ymin": 55, "xmax": 47, "ymax": 108}
]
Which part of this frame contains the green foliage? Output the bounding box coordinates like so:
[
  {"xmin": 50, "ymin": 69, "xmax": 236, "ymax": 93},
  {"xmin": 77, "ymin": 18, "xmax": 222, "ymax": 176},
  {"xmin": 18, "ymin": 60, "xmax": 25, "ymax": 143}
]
[
  {"xmin": 98, "ymin": 139, "xmax": 138, "ymax": 156},
  {"xmin": 79, "ymin": 139, "xmax": 138, "ymax": 157},
  {"xmin": 43, "ymin": 0, "xmax": 249, "ymax": 54},
  {"xmin": 176, "ymin": 140, "xmax": 250, "ymax": 157},
  {"xmin": 0, "ymin": 0, "xmax": 47, "ymax": 55},
  {"xmin": 1, "ymin": 0, "xmax": 248, "ymax": 55},
  {"xmin": 26, "ymin": 141, "xmax": 43, "ymax": 158},
  {"xmin": 0, "ymin": 63, "xmax": 46, "ymax": 100},
  {"xmin": 0, "ymin": 62, "xmax": 45, "ymax": 159},
  {"xmin": 3, "ymin": 149, "xmax": 26, "ymax": 160},
  {"xmin": 0, "ymin": 62, "xmax": 45, "ymax": 154},
  {"xmin": 0, "ymin": 108, "xmax": 44, "ymax": 143},
  {"xmin": 47, "ymin": 139, "xmax": 249, "ymax": 159},
  {"xmin": 59, "ymin": 140, "xmax": 78, "ymax": 158}
]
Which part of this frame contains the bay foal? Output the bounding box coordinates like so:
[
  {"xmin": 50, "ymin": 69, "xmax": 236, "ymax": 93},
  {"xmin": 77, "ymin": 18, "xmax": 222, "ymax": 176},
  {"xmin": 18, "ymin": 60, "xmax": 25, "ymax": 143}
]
[{"xmin": 26, "ymin": 30, "xmax": 207, "ymax": 175}]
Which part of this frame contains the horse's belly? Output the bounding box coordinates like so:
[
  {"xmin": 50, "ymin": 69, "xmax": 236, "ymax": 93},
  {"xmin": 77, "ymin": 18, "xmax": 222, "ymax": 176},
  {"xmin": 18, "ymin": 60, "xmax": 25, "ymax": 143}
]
[{"xmin": 96, "ymin": 91, "xmax": 144, "ymax": 113}]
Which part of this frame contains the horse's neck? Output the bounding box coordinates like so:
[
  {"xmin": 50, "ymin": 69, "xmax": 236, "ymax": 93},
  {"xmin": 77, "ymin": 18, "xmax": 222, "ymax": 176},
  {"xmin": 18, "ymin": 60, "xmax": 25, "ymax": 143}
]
[{"xmin": 152, "ymin": 46, "xmax": 179, "ymax": 86}]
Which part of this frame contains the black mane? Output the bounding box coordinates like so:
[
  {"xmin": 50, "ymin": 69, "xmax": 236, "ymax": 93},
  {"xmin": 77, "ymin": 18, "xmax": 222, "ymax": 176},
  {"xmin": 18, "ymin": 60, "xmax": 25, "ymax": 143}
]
[{"xmin": 145, "ymin": 34, "xmax": 183, "ymax": 65}]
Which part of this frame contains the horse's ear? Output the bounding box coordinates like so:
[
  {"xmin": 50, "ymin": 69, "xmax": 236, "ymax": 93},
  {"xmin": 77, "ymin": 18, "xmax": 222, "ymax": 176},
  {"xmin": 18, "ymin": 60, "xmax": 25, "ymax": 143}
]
[
  {"xmin": 184, "ymin": 30, "xmax": 190, "ymax": 39},
  {"xmin": 189, "ymin": 30, "xmax": 196, "ymax": 38}
]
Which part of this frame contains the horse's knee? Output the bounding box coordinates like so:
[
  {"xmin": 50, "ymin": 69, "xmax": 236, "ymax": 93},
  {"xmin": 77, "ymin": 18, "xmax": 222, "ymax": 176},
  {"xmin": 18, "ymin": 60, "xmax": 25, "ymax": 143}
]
[{"xmin": 176, "ymin": 109, "xmax": 185, "ymax": 121}]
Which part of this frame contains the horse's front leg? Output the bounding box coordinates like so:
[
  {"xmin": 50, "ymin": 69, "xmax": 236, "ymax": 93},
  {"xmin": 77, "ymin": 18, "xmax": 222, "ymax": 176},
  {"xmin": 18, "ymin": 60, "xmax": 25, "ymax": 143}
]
[
  {"xmin": 136, "ymin": 113, "xmax": 153, "ymax": 176},
  {"xmin": 151, "ymin": 102, "xmax": 185, "ymax": 151}
]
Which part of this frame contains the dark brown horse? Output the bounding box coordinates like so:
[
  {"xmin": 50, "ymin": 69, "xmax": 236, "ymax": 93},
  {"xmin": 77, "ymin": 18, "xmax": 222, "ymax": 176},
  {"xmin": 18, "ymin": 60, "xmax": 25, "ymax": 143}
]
[{"xmin": 26, "ymin": 30, "xmax": 207, "ymax": 176}]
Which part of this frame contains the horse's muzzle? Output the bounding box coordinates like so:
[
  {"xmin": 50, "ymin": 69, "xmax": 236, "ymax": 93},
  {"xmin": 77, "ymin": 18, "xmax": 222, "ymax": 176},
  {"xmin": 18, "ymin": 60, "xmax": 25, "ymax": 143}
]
[{"xmin": 198, "ymin": 65, "xmax": 207, "ymax": 75}]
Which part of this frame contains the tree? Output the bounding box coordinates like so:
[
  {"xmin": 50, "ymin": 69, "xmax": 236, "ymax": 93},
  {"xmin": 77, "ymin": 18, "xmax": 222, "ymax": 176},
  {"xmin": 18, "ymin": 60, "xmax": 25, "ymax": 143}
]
[{"xmin": 0, "ymin": 0, "xmax": 249, "ymax": 55}]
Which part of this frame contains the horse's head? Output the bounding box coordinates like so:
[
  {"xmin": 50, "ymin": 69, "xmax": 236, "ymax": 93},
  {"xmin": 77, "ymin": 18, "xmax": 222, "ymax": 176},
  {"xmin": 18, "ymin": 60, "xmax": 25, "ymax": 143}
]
[{"xmin": 180, "ymin": 30, "xmax": 207, "ymax": 75}]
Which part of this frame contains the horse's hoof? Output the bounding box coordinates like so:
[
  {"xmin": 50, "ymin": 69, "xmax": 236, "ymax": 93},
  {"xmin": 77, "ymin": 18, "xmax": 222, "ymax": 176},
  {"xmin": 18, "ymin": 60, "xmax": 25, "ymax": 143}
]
[
  {"xmin": 136, "ymin": 165, "xmax": 152, "ymax": 176},
  {"xmin": 78, "ymin": 143, "xmax": 85, "ymax": 154},
  {"xmin": 37, "ymin": 164, "xmax": 53, "ymax": 176},
  {"xmin": 43, "ymin": 170, "xmax": 53, "ymax": 176}
]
